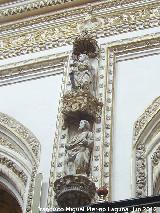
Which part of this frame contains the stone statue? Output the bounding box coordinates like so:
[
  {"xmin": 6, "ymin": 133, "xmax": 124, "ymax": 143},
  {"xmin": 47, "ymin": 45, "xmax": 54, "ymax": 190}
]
[
  {"xmin": 64, "ymin": 120, "xmax": 94, "ymax": 176},
  {"xmin": 69, "ymin": 54, "xmax": 96, "ymax": 94}
]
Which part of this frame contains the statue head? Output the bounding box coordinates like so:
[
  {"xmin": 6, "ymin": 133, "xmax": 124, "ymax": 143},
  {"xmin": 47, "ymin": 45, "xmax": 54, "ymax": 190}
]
[
  {"xmin": 79, "ymin": 120, "xmax": 90, "ymax": 131},
  {"xmin": 78, "ymin": 54, "xmax": 89, "ymax": 63}
]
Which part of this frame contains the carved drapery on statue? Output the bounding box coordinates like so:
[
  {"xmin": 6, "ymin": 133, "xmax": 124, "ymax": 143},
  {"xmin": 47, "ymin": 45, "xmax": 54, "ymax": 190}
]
[
  {"xmin": 62, "ymin": 31, "xmax": 102, "ymax": 126},
  {"xmin": 69, "ymin": 54, "xmax": 96, "ymax": 94},
  {"xmin": 64, "ymin": 120, "xmax": 93, "ymax": 176},
  {"xmin": 69, "ymin": 31, "xmax": 99, "ymax": 96}
]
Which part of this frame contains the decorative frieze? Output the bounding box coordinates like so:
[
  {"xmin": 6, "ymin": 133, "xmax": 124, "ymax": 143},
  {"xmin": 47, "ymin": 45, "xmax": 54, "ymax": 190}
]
[
  {"xmin": 1, "ymin": 1, "xmax": 160, "ymax": 59},
  {"xmin": 135, "ymin": 145, "xmax": 146, "ymax": 197},
  {"xmin": 0, "ymin": 135, "xmax": 18, "ymax": 153},
  {"xmin": 0, "ymin": 0, "xmax": 76, "ymax": 17},
  {"xmin": 26, "ymin": 165, "xmax": 37, "ymax": 213}
]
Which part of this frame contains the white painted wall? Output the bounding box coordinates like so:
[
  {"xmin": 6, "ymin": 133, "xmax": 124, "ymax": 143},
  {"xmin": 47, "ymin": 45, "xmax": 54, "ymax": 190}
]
[
  {"xmin": 112, "ymin": 54, "xmax": 160, "ymax": 201},
  {"xmin": 0, "ymin": 74, "xmax": 62, "ymax": 183}
]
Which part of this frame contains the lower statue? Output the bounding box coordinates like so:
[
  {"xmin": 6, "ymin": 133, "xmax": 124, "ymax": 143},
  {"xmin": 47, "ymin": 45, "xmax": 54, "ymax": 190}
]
[{"xmin": 64, "ymin": 120, "xmax": 94, "ymax": 176}]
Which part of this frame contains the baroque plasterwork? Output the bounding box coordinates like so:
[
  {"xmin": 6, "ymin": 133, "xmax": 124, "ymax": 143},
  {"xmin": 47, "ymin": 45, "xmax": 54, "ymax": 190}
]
[
  {"xmin": 0, "ymin": 0, "xmax": 156, "ymax": 18},
  {"xmin": 103, "ymin": 33, "xmax": 160, "ymax": 199},
  {"xmin": 133, "ymin": 97, "xmax": 160, "ymax": 197},
  {"xmin": 0, "ymin": 155, "xmax": 27, "ymax": 186},
  {"xmin": 47, "ymin": 44, "xmax": 106, "ymax": 207},
  {"xmin": 0, "ymin": 0, "xmax": 160, "ymax": 59},
  {"xmin": 132, "ymin": 97, "xmax": 160, "ymax": 196},
  {"xmin": 133, "ymin": 114, "xmax": 160, "ymax": 197},
  {"xmin": 0, "ymin": 112, "xmax": 40, "ymax": 160},
  {"xmin": 133, "ymin": 97, "xmax": 160, "ymax": 146},
  {"xmin": 0, "ymin": 112, "xmax": 41, "ymax": 213},
  {"xmin": 0, "ymin": 0, "xmax": 77, "ymax": 16},
  {"xmin": 0, "ymin": 135, "xmax": 18, "ymax": 153}
]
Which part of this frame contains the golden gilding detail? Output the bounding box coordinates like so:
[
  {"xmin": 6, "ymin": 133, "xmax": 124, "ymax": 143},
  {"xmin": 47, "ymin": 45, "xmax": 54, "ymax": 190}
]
[
  {"xmin": 1, "ymin": 1, "xmax": 160, "ymax": 59},
  {"xmin": 62, "ymin": 89, "xmax": 103, "ymax": 125}
]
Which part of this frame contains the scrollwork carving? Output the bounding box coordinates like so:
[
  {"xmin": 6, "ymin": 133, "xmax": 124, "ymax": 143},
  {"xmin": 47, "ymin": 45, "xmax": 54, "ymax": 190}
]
[
  {"xmin": 135, "ymin": 145, "xmax": 146, "ymax": 197},
  {"xmin": 0, "ymin": 135, "xmax": 18, "ymax": 153},
  {"xmin": 26, "ymin": 165, "xmax": 37, "ymax": 213},
  {"xmin": 54, "ymin": 175, "xmax": 96, "ymax": 208},
  {"xmin": 62, "ymin": 89, "xmax": 103, "ymax": 124},
  {"xmin": 152, "ymin": 145, "xmax": 160, "ymax": 166},
  {"xmin": 0, "ymin": 155, "xmax": 27, "ymax": 185},
  {"xmin": 134, "ymin": 97, "xmax": 160, "ymax": 144},
  {"xmin": 1, "ymin": 1, "xmax": 160, "ymax": 59}
]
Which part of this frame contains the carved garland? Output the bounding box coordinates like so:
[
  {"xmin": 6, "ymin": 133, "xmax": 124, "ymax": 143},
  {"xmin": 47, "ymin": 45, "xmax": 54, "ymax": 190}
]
[
  {"xmin": 1, "ymin": 1, "xmax": 160, "ymax": 59},
  {"xmin": 104, "ymin": 33, "xmax": 160, "ymax": 198}
]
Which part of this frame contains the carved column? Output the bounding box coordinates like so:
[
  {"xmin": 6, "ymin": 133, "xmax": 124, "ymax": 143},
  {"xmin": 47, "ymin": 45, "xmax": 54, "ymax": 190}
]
[{"xmin": 53, "ymin": 30, "xmax": 103, "ymax": 208}]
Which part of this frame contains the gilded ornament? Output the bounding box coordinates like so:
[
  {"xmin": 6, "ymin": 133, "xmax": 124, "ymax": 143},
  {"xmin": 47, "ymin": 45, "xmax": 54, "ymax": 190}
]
[
  {"xmin": 62, "ymin": 89, "xmax": 103, "ymax": 125},
  {"xmin": 1, "ymin": 1, "xmax": 160, "ymax": 59}
]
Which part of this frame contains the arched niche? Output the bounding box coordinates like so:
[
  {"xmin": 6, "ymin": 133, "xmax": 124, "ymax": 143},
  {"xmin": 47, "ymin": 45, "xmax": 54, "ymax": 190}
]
[
  {"xmin": 132, "ymin": 96, "xmax": 160, "ymax": 197},
  {"xmin": 0, "ymin": 112, "xmax": 41, "ymax": 212},
  {"xmin": 0, "ymin": 184, "xmax": 22, "ymax": 213}
]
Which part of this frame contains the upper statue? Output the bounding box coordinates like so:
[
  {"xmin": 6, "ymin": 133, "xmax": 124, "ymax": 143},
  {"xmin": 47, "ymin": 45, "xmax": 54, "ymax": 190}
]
[
  {"xmin": 69, "ymin": 54, "xmax": 96, "ymax": 95},
  {"xmin": 64, "ymin": 120, "xmax": 94, "ymax": 176}
]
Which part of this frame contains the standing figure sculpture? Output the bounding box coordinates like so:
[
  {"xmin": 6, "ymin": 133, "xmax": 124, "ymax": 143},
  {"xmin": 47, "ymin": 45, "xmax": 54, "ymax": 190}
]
[
  {"xmin": 69, "ymin": 54, "xmax": 96, "ymax": 95},
  {"xmin": 64, "ymin": 120, "xmax": 94, "ymax": 176}
]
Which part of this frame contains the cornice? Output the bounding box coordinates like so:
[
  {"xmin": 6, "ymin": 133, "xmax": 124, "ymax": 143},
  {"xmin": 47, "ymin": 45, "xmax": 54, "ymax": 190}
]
[
  {"xmin": 0, "ymin": 0, "xmax": 160, "ymax": 59},
  {"xmin": 0, "ymin": 0, "xmax": 157, "ymax": 19},
  {"xmin": 0, "ymin": 0, "xmax": 100, "ymax": 24},
  {"xmin": 0, "ymin": 0, "xmax": 76, "ymax": 16},
  {"xmin": 0, "ymin": 0, "xmax": 158, "ymax": 32},
  {"xmin": 0, "ymin": 53, "xmax": 68, "ymax": 86}
]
